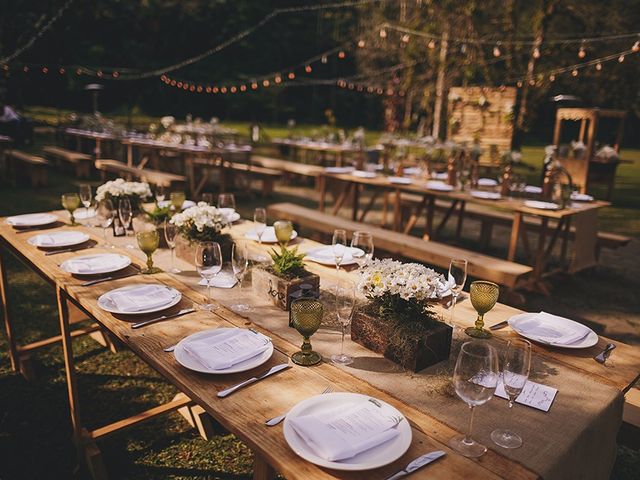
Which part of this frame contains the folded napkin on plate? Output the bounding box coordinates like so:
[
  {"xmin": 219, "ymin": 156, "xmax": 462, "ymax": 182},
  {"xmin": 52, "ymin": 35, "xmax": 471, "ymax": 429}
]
[
  {"xmin": 182, "ymin": 329, "xmax": 271, "ymax": 370},
  {"xmin": 516, "ymin": 312, "xmax": 591, "ymax": 345},
  {"xmin": 289, "ymin": 401, "xmax": 400, "ymax": 461},
  {"xmin": 106, "ymin": 285, "xmax": 178, "ymax": 312},
  {"xmin": 65, "ymin": 255, "xmax": 127, "ymax": 273},
  {"xmin": 35, "ymin": 232, "xmax": 84, "ymax": 246}
]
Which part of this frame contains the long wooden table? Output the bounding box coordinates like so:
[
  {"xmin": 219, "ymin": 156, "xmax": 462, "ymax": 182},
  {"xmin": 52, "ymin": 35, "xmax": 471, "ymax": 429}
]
[{"xmin": 1, "ymin": 213, "xmax": 638, "ymax": 480}]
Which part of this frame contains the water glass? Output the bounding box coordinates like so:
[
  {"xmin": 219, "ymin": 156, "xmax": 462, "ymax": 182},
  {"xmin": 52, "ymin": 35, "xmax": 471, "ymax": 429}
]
[
  {"xmin": 118, "ymin": 197, "xmax": 134, "ymax": 248},
  {"xmin": 96, "ymin": 199, "xmax": 115, "ymax": 248},
  {"xmin": 201, "ymin": 192, "xmax": 214, "ymax": 205},
  {"xmin": 217, "ymin": 193, "xmax": 236, "ymax": 211},
  {"xmin": 195, "ymin": 242, "xmax": 222, "ymax": 311},
  {"xmin": 230, "ymin": 242, "xmax": 250, "ymax": 313},
  {"xmin": 164, "ymin": 221, "xmax": 180, "ymax": 273},
  {"xmin": 79, "ymin": 184, "xmax": 92, "ymax": 217},
  {"xmin": 290, "ymin": 297, "xmax": 323, "ymax": 366},
  {"xmin": 330, "ymin": 280, "xmax": 356, "ymax": 366},
  {"xmin": 155, "ymin": 185, "xmax": 166, "ymax": 203},
  {"xmin": 332, "ymin": 229, "xmax": 347, "ymax": 272},
  {"xmin": 448, "ymin": 258, "xmax": 468, "ymax": 324},
  {"xmin": 350, "ymin": 231, "xmax": 374, "ymax": 268},
  {"xmin": 253, "ymin": 207, "xmax": 267, "ymax": 245}
]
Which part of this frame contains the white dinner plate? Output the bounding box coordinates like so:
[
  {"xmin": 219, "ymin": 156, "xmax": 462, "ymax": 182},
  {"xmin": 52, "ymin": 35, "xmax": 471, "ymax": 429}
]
[
  {"xmin": 471, "ymin": 190, "xmax": 502, "ymax": 200},
  {"xmin": 478, "ymin": 178, "xmax": 498, "ymax": 187},
  {"xmin": 402, "ymin": 167, "xmax": 421, "ymax": 176},
  {"xmin": 6, "ymin": 213, "xmax": 58, "ymax": 228},
  {"xmin": 523, "ymin": 200, "xmax": 560, "ymax": 210},
  {"xmin": 305, "ymin": 246, "xmax": 364, "ymax": 266},
  {"xmin": 218, "ymin": 208, "xmax": 241, "ymax": 223},
  {"xmin": 325, "ymin": 166, "xmax": 355, "ymax": 174},
  {"xmin": 571, "ymin": 192, "xmax": 594, "ymax": 202},
  {"xmin": 387, "ymin": 176, "xmax": 412, "ymax": 185},
  {"xmin": 431, "ymin": 172, "xmax": 448, "ymax": 181},
  {"xmin": 351, "ymin": 170, "xmax": 377, "ymax": 179},
  {"xmin": 28, "ymin": 231, "xmax": 90, "ymax": 248},
  {"xmin": 97, "ymin": 284, "xmax": 182, "ymax": 315},
  {"xmin": 524, "ymin": 185, "xmax": 542, "ymax": 194},
  {"xmin": 174, "ymin": 327, "xmax": 274, "ymax": 374},
  {"xmin": 158, "ymin": 199, "xmax": 197, "ymax": 210},
  {"xmin": 244, "ymin": 226, "xmax": 298, "ymax": 243},
  {"xmin": 426, "ymin": 181, "xmax": 454, "ymax": 192},
  {"xmin": 508, "ymin": 312, "xmax": 598, "ymax": 349},
  {"xmin": 283, "ymin": 392, "xmax": 412, "ymax": 471},
  {"xmin": 60, "ymin": 253, "xmax": 132, "ymax": 275}
]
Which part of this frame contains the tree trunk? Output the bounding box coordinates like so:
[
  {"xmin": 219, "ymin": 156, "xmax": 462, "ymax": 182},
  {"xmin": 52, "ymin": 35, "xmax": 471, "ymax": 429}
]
[{"xmin": 432, "ymin": 26, "xmax": 449, "ymax": 140}]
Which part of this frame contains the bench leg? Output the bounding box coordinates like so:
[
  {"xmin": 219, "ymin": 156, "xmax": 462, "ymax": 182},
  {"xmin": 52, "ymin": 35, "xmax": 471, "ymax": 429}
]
[{"xmin": 0, "ymin": 251, "xmax": 20, "ymax": 372}]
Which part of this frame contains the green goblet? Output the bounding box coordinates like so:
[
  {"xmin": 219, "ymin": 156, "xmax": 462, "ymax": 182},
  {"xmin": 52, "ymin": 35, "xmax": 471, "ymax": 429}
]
[
  {"xmin": 290, "ymin": 297, "xmax": 323, "ymax": 366},
  {"xmin": 465, "ymin": 281, "xmax": 499, "ymax": 339},
  {"xmin": 274, "ymin": 220, "xmax": 293, "ymax": 247},
  {"xmin": 170, "ymin": 191, "xmax": 186, "ymax": 210},
  {"xmin": 61, "ymin": 193, "xmax": 81, "ymax": 226},
  {"xmin": 136, "ymin": 230, "xmax": 162, "ymax": 274}
]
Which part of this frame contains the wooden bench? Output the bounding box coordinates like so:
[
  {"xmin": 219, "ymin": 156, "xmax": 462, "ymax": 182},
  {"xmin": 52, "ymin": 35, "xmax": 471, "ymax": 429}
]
[
  {"xmin": 94, "ymin": 159, "xmax": 186, "ymax": 188},
  {"xmin": 5, "ymin": 149, "xmax": 49, "ymax": 186},
  {"xmin": 251, "ymin": 155, "xmax": 324, "ymax": 178},
  {"xmin": 42, "ymin": 146, "xmax": 93, "ymax": 178},
  {"xmin": 267, "ymin": 202, "xmax": 533, "ymax": 289},
  {"xmin": 190, "ymin": 157, "xmax": 282, "ymax": 197}
]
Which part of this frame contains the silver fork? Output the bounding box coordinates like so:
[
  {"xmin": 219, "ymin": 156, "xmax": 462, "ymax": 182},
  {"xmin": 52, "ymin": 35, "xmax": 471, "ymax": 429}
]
[
  {"xmin": 265, "ymin": 386, "xmax": 334, "ymax": 426},
  {"xmin": 369, "ymin": 398, "xmax": 404, "ymax": 427}
]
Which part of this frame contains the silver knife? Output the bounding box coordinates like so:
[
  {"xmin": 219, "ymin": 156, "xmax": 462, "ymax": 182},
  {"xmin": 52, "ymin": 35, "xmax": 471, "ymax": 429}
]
[
  {"xmin": 217, "ymin": 363, "xmax": 291, "ymax": 398},
  {"xmin": 131, "ymin": 308, "xmax": 196, "ymax": 329},
  {"xmin": 384, "ymin": 451, "xmax": 446, "ymax": 480},
  {"xmin": 594, "ymin": 343, "xmax": 616, "ymax": 364},
  {"xmin": 81, "ymin": 271, "xmax": 139, "ymax": 286},
  {"xmin": 490, "ymin": 320, "xmax": 509, "ymax": 330}
]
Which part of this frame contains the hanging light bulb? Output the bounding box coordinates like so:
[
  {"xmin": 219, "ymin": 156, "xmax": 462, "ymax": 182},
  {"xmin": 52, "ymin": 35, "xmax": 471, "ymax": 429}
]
[
  {"xmin": 595, "ymin": 62, "xmax": 602, "ymax": 71},
  {"xmin": 618, "ymin": 54, "xmax": 625, "ymax": 62},
  {"xmin": 220, "ymin": 86, "xmax": 227, "ymax": 93},
  {"xmin": 206, "ymin": 86, "xmax": 212, "ymax": 93},
  {"xmin": 578, "ymin": 43, "xmax": 586, "ymax": 58},
  {"xmin": 549, "ymin": 74, "xmax": 556, "ymax": 82},
  {"xmin": 305, "ymin": 65, "xmax": 312, "ymax": 73},
  {"xmin": 533, "ymin": 47, "xmax": 541, "ymax": 59},
  {"xmin": 112, "ymin": 71, "xmax": 119, "ymax": 78},
  {"xmin": 571, "ymin": 69, "xmax": 578, "ymax": 77},
  {"xmin": 59, "ymin": 67, "xmax": 65, "ymax": 74},
  {"xmin": 197, "ymin": 86, "xmax": 203, "ymax": 93},
  {"xmin": 516, "ymin": 80, "xmax": 523, "ymax": 87},
  {"xmin": 274, "ymin": 75, "xmax": 282, "ymax": 84},
  {"xmin": 288, "ymin": 72, "xmax": 295, "ymax": 80},
  {"xmin": 357, "ymin": 39, "xmax": 365, "ymax": 48},
  {"xmin": 460, "ymin": 43, "xmax": 467, "ymax": 54},
  {"xmin": 379, "ymin": 28, "xmax": 387, "ymax": 39},
  {"xmin": 493, "ymin": 42, "xmax": 502, "ymax": 57},
  {"xmin": 42, "ymin": 66, "xmax": 49, "ymax": 74},
  {"xmin": 428, "ymin": 39, "xmax": 436, "ymax": 49},
  {"xmin": 213, "ymin": 87, "xmax": 219, "ymax": 93},
  {"xmin": 401, "ymin": 34, "xmax": 410, "ymax": 43},
  {"xmin": 338, "ymin": 51, "xmax": 346, "ymax": 59},
  {"xmin": 177, "ymin": 82, "xmax": 183, "ymax": 88},
  {"xmin": 321, "ymin": 55, "xmax": 328, "ymax": 64},
  {"xmin": 251, "ymin": 82, "xmax": 258, "ymax": 90},
  {"xmin": 189, "ymin": 85, "xmax": 196, "ymax": 92},
  {"xmin": 240, "ymin": 85, "xmax": 247, "ymax": 92},
  {"xmin": 262, "ymin": 79, "xmax": 270, "ymax": 87},
  {"xmin": 632, "ymin": 40, "xmax": 640, "ymax": 53}
]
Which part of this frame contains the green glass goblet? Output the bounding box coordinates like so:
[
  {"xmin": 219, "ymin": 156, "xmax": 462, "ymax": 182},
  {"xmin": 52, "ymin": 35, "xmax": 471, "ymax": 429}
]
[
  {"xmin": 170, "ymin": 191, "xmax": 186, "ymax": 211},
  {"xmin": 136, "ymin": 230, "xmax": 162, "ymax": 274},
  {"xmin": 274, "ymin": 220, "xmax": 293, "ymax": 247},
  {"xmin": 465, "ymin": 280, "xmax": 499, "ymax": 339},
  {"xmin": 61, "ymin": 193, "xmax": 81, "ymax": 226},
  {"xmin": 290, "ymin": 297, "xmax": 323, "ymax": 366}
]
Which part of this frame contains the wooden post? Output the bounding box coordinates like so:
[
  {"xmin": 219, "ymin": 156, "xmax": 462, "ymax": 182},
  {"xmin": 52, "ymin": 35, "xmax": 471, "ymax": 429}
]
[
  {"xmin": 0, "ymin": 250, "xmax": 19, "ymax": 372},
  {"xmin": 508, "ymin": 212, "xmax": 523, "ymax": 261},
  {"xmin": 432, "ymin": 26, "xmax": 449, "ymax": 140},
  {"xmin": 252, "ymin": 453, "xmax": 275, "ymax": 480}
]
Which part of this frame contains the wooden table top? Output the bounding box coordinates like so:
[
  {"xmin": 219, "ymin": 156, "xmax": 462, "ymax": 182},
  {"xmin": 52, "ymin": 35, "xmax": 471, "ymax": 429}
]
[{"xmin": 1, "ymin": 214, "xmax": 637, "ymax": 479}]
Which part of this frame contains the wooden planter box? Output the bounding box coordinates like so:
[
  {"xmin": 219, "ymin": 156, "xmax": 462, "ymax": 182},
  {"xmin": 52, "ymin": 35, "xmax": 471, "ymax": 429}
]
[
  {"xmin": 175, "ymin": 235, "xmax": 232, "ymax": 265},
  {"xmin": 252, "ymin": 267, "xmax": 320, "ymax": 311},
  {"xmin": 351, "ymin": 308, "xmax": 452, "ymax": 372}
]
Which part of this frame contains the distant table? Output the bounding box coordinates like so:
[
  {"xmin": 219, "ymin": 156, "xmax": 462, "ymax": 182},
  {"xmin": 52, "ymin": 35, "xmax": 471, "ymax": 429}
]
[
  {"xmin": 64, "ymin": 128, "xmax": 118, "ymax": 158},
  {"xmin": 272, "ymin": 139, "xmax": 364, "ymax": 167}
]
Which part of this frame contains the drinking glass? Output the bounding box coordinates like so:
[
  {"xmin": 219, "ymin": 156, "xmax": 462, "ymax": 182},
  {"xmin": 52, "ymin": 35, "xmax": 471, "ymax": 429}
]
[
  {"xmin": 332, "ymin": 229, "xmax": 347, "ymax": 272},
  {"xmin": 290, "ymin": 297, "xmax": 323, "ymax": 366},
  {"xmin": 118, "ymin": 197, "xmax": 134, "ymax": 248},
  {"xmin": 253, "ymin": 208, "xmax": 267, "ymax": 245},
  {"xmin": 491, "ymin": 339, "xmax": 532, "ymax": 449},
  {"xmin": 466, "ymin": 281, "xmax": 499, "ymax": 339},
  {"xmin": 136, "ymin": 230, "xmax": 162, "ymax": 274},
  {"xmin": 96, "ymin": 199, "xmax": 115, "ymax": 248},
  {"xmin": 195, "ymin": 242, "xmax": 222, "ymax": 311},
  {"xmin": 61, "ymin": 193, "xmax": 81, "ymax": 226},
  {"xmin": 274, "ymin": 220, "xmax": 294, "ymax": 247},
  {"xmin": 164, "ymin": 221, "xmax": 180, "ymax": 273},
  {"xmin": 79, "ymin": 184, "xmax": 92, "ymax": 217},
  {"xmin": 217, "ymin": 193, "xmax": 236, "ymax": 211},
  {"xmin": 230, "ymin": 242, "xmax": 250, "ymax": 313},
  {"xmin": 448, "ymin": 258, "xmax": 468, "ymax": 324},
  {"xmin": 201, "ymin": 192, "xmax": 214, "ymax": 205},
  {"xmin": 449, "ymin": 341, "xmax": 499, "ymax": 458},
  {"xmin": 170, "ymin": 191, "xmax": 186, "ymax": 210},
  {"xmin": 350, "ymin": 231, "xmax": 374, "ymax": 268},
  {"xmin": 155, "ymin": 185, "xmax": 166, "ymax": 203},
  {"xmin": 330, "ymin": 280, "xmax": 356, "ymax": 366}
]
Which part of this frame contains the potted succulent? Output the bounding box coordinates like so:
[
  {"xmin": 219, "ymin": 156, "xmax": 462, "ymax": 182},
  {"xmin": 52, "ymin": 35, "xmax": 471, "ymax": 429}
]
[
  {"xmin": 351, "ymin": 258, "xmax": 453, "ymax": 371},
  {"xmin": 252, "ymin": 245, "xmax": 320, "ymax": 311}
]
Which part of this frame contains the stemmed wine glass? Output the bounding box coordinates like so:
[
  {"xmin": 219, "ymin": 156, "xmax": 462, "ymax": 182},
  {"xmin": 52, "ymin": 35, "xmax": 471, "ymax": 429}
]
[
  {"xmin": 332, "ymin": 229, "xmax": 347, "ymax": 273},
  {"xmin": 170, "ymin": 191, "xmax": 186, "ymax": 211},
  {"xmin": 290, "ymin": 297, "xmax": 323, "ymax": 366},
  {"xmin": 330, "ymin": 280, "xmax": 356, "ymax": 366},
  {"xmin": 61, "ymin": 193, "xmax": 81, "ymax": 226},
  {"xmin": 195, "ymin": 242, "xmax": 222, "ymax": 311},
  {"xmin": 164, "ymin": 221, "xmax": 180, "ymax": 273},
  {"xmin": 449, "ymin": 341, "xmax": 499, "ymax": 458},
  {"xmin": 350, "ymin": 231, "xmax": 374, "ymax": 268},
  {"xmin": 136, "ymin": 230, "xmax": 162, "ymax": 274},
  {"xmin": 491, "ymin": 339, "xmax": 532, "ymax": 449},
  {"xmin": 274, "ymin": 220, "xmax": 294, "ymax": 248},
  {"xmin": 253, "ymin": 207, "xmax": 267, "ymax": 245},
  {"xmin": 79, "ymin": 184, "xmax": 92, "ymax": 220},
  {"xmin": 217, "ymin": 193, "xmax": 236, "ymax": 211},
  {"xmin": 96, "ymin": 199, "xmax": 115, "ymax": 248},
  {"xmin": 201, "ymin": 192, "xmax": 214, "ymax": 205},
  {"xmin": 448, "ymin": 258, "xmax": 468, "ymax": 324},
  {"xmin": 466, "ymin": 281, "xmax": 499, "ymax": 338},
  {"xmin": 230, "ymin": 242, "xmax": 250, "ymax": 313},
  {"xmin": 118, "ymin": 197, "xmax": 134, "ymax": 249},
  {"xmin": 155, "ymin": 185, "xmax": 166, "ymax": 204}
]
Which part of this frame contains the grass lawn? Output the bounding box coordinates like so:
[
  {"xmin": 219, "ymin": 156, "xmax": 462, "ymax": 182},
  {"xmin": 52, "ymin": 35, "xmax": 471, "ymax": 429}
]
[{"xmin": 1, "ymin": 113, "xmax": 639, "ymax": 478}]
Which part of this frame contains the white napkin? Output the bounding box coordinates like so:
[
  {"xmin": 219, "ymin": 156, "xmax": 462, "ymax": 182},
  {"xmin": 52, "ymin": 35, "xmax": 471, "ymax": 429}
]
[
  {"xmin": 8, "ymin": 213, "xmax": 54, "ymax": 226},
  {"xmin": 182, "ymin": 329, "xmax": 271, "ymax": 370},
  {"xmin": 516, "ymin": 312, "xmax": 591, "ymax": 345},
  {"xmin": 307, "ymin": 246, "xmax": 359, "ymax": 264},
  {"xmin": 432, "ymin": 172, "xmax": 448, "ymax": 180},
  {"xmin": 388, "ymin": 176, "xmax": 412, "ymax": 184},
  {"xmin": 198, "ymin": 271, "xmax": 237, "ymax": 288},
  {"xmin": 478, "ymin": 178, "xmax": 498, "ymax": 187},
  {"xmin": 289, "ymin": 401, "xmax": 400, "ymax": 461},
  {"xmin": 426, "ymin": 181, "xmax": 453, "ymax": 191},
  {"xmin": 524, "ymin": 185, "xmax": 542, "ymax": 194},
  {"xmin": 65, "ymin": 254, "xmax": 128, "ymax": 273},
  {"xmin": 34, "ymin": 232, "xmax": 85, "ymax": 246},
  {"xmin": 106, "ymin": 285, "xmax": 178, "ymax": 312},
  {"xmin": 351, "ymin": 170, "xmax": 376, "ymax": 178},
  {"xmin": 471, "ymin": 191, "xmax": 501, "ymax": 200},
  {"xmin": 325, "ymin": 166, "xmax": 355, "ymax": 174}
]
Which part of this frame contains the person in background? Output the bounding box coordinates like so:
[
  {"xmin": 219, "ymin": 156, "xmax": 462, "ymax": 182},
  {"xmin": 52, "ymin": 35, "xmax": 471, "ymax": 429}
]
[{"xmin": 0, "ymin": 102, "xmax": 31, "ymax": 145}]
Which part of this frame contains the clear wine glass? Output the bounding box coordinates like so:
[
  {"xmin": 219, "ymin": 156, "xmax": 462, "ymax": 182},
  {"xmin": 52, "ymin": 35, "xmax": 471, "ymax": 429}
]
[
  {"xmin": 164, "ymin": 221, "xmax": 180, "ymax": 273},
  {"xmin": 195, "ymin": 242, "xmax": 222, "ymax": 311},
  {"xmin": 330, "ymin": 280, "xmax": 356, "ymax": 366},
  {"xmin": 155, "ymin": 185, "xmax": 166, "ymax": 203},
  {"xmin": 491, "ymin": 339, "xmax": 532, "ymax": 449},
  {"xmin": 217, "ymin": 193, "xmax": 236, "ymax": 210},
  {"xmin": 79, "ymin": 184, "xmax": 92, "ymax": 219},
  {"xmin": 201, "ymin": 192, "xmax": 214, "ymax": 205},
  {"xmin": 448, "ymin": 258, "xmax": 468, "ymax": 324},
  {"xmin": 253, "ymin": 207, "xmax": 267, "ymax": 245},
  {"xmin": 230, "ymin": 242, "xmax": 250, "ymax": 313},
  {"xmin": 332, "ymin": 229, "xmax": 347, "ymax": 273},
  {"xmin": 96, "ymin": 199, "xmax": 115, "ymax": 248},
  {"xmin": 449, "ymin": 341, "xmax": 499, "ymax": 458},
  {"xmin": 350, "ymin": 231, "xmax": 374, "ymax": 268},
  {"xmin": 118, "ymin": 197, "xmax": 134, "ymax": 249}
]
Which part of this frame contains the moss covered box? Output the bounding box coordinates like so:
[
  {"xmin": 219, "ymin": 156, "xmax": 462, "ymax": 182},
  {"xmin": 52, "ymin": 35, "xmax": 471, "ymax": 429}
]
[{"xmin": 252, "ymin": 267, "xmax": 319, "ymax": 311}]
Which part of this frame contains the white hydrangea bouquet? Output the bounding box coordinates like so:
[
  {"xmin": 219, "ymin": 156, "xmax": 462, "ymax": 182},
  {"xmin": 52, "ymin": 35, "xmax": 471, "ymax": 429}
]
[
  {"xmin": 358, "ymin": 258, "xmax": 452, "ymax": 322},
  {"xmin": 169, "ymin": 202, "xmax": 229, "ymax": 243},
  {"xmin": 95, "ymin": 178, "xmax": 152, "ymax": 202}
]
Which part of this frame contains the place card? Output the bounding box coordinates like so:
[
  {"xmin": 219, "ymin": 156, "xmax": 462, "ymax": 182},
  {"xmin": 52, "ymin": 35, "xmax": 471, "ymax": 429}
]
[{"xmin": 494, "ymin": 377, "xmax": 558, "ymax": 412}]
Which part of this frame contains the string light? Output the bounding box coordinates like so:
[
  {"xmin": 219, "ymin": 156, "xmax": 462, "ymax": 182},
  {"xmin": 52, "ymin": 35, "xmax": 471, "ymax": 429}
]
[
  {"xmin": 549, "ymin": 74, "xmax": 556, "ymax": 82},
  {"xmin": 533, "ymin": 47, "xmax": 541, "ymax": 59},
  {"xmin": 288, "ymin": 72, "xmax": 295, "ymax": 79},
  {"xmin": 112, "ymin": 71, "xmax": 119, "ymax": 78},
  {"xmin": 240, "ymin": 85, "xmax": 247, "ymax": 91},
  {"xmin": 305, "ymin": 65, "xmax": 312, "ymax": 73},
  {"xmin": 633, "ymin": 40, "xmax": 640, "ymax": 52},
  {"xmin": 516, "ymin": 80, "xmax": 523, "ymax": 87},
  {"xmin": 357, "ymin": 39, "xmax": 365, "ymax": 48},
  {"xmin": 321, "ymin": 55, "xmax": 328, "ymax": 64},
  {"xmin": 262, "ymin": 79, "xmax": 270, "ymax": 87},
  {"xmin": 251, "ymin": 82, "xmax": 258, "ymax": 90},
  {"xmin": 274, "ymin": 74, "xmax": 282, "ymax": 83},
  {"xmin": 213, "ymin": 86, "xmax": 219, "ymax": 93},
  {"xmin": 206, "ymin": 86, "xmax": 212, "ymax": 93},
  {"xmin": 220, "ymin": 86, "xmax": 227, "ymax": 93},
  {"xmin": 428, "ymin": 39, "xmax": 436, "ymax": 49},
  {"xmin": 23, "ymin": 66, "xmax": 29, "ymax": 72},
  {"xmin": 338, "ymin": 51, "xmax": 346, "ymax": 59},
  {"xmin": 59, "ymin": 67, "xmax": 65, "ymax": 74},
  {"xmin": 571, "ymin": 68, "xmax": 578, "ymax": 76},
  {"xmin": 493, "ymin": 42, "xmax": 502, "ymax": 57},
  {"xmin": 401, "ymin": 34, "xmax": 410, "ymax": 43},
  {"xmin": 42, "ymin": 66, "xmax": 48, "ymax": 74},
  {"xmin": 618, "ymin": 54, "xmax": 625, "ymax": 62},
  {"xmin": 379, "ymin": 28, "xmax": 387, "ymax": 38},
  {"xmin": 230, "ymin": 86, "xmax": 237, "ymax": 93},
  {"xmin": 578, "ymin": 43, "xmax": 586, "ymax": 58},
  {"xmin": 595, "ymin": 62, "xmax": 602, "ymax": 70}
]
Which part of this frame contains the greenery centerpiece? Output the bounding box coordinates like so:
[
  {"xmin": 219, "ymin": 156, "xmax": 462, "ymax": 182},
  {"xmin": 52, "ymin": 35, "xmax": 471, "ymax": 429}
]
[
  {"xmin": 252, "ymin": 245, "xmax": 320, "ymax": 311},
  {"xmin": 352, "ymin": 258, "xmax": 453, "ymax": 371}
]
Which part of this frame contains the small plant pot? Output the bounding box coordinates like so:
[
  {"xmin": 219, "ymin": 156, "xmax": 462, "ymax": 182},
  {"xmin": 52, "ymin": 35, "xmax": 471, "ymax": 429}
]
[
  {"xmin": 175, "ymin": 235, "xmax": 232, "ymax": 265},
  {"xmin": 252, "ymin": 267, "xmax": 320, "ymax": 311}
]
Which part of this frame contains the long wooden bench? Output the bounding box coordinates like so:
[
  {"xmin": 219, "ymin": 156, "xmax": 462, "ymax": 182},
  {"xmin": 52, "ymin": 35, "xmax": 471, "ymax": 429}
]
[
  {"xmin": 191, "ymin": 158, "xmax": 282, "ymax": 197},
  {"xmin": 251, "ymin": 155, "xmax": 324, "ymax": 178},
  {"xmin": 94, "ymin": 159, "xmax": 186, "ymax": 188},
  {"xmin": 42, "ymin": 146, "xmax": 93, "ymax": 178},
  {"xmin": 267, "ymin": 202, "xmax": 533, "ymax": 289},
  {"xmin": 5, "ymin": 149, "xmax": 49, "ymax": 186}
]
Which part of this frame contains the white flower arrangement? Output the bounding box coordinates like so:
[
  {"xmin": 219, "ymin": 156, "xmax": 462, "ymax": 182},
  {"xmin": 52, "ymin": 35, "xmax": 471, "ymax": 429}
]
[
  {"xmin": 95, "ymin": 178, "xmax": 152, "ymax": 201},
  {"xmin": 160, "ymin": 116, "xmax": 175, "ymax": 129},
  {"xmin": 170, "ymin": 202, "xmax": 227, "ymax": 243}
]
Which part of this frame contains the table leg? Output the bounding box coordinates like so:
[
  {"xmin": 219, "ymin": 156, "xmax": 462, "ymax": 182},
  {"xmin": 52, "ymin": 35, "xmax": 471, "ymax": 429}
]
[
  {"xmin": 508, "ymin": 213, "xmax": 523, "ymax": 261},
  {"xmin": 252, "ymin": 452, "xmax": 275, "ymax": 480},
  {"xmin": 533, "ymin": 217, "xmax": 549, "ymax": 282},
  {"xmin": 0, "ymin": 250, "xmax": 19, "ymax": 372},
  {"xmin": 318, "ymin": 175, "xmax": 326, "ymax": 211},
  {"xmin": 424, "ymin": 196, "xmax": 435, "ymax": 239},
  {"xmin": 569, "ymin": 210, "xmax": 598, "ymax": 273},
  {"xmin": 186, "ymin": 156, "xmax": 195, "ymax": 196},
  {"xmin": 393, "ymin": 189, "xmax": 402, "ymax": 232},
  {"xmin": 455, "ymin": 200, "xmax": 466, "ymax": 242},
  {"xmin": 351, "ymin": 184, "xmax": 360, "ymax": 221},
  {"xmin": 95, "ymin": 139, "xmax": 101, "ymax": 159},
  {"xmin": 126, "ymin": 144, "xmax": 133, "ymax": 167}
]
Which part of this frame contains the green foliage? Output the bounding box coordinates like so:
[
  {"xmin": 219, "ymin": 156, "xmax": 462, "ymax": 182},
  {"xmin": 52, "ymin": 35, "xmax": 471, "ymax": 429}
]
[
  {"xmin": 268, "ymin": 245, "xmax": 307, "ymax": 279},
  {"xmin": 146, "ymin": 205, "xmax": 172, "ymax": 225},
  {"xmin": 364, "ymin": 293, "xmax": 439, "ymax": 327}
]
